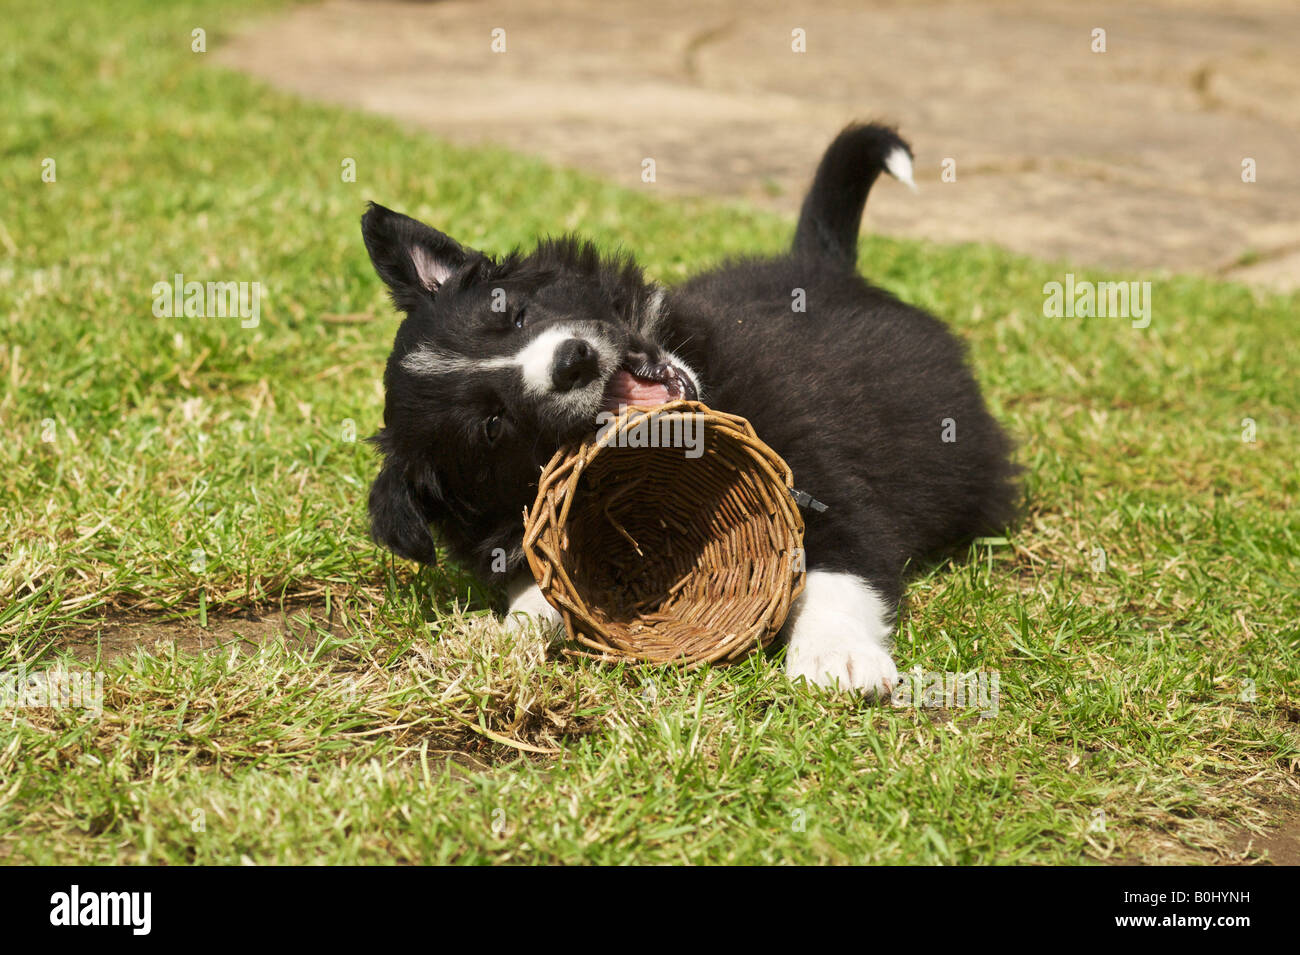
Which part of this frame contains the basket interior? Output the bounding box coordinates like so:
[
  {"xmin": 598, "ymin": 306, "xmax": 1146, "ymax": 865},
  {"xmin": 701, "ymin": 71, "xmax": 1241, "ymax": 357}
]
[{"xmin": 560, "ymin": 440, "xmax": 788, "ymax": 656}]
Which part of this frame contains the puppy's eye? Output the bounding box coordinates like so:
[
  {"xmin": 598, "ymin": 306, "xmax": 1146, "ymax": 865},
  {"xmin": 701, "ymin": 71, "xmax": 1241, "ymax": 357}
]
[
  {"xmin": 483, "ymin": 415, "xmax": 504, "ymax": 444},
  {"xmin": 512, "ymin": 306, "xmax": 528, "ymax": 330}
]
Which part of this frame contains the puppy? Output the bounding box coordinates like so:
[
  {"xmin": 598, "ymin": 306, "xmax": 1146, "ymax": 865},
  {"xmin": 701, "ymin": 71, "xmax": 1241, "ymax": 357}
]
[{"xmin": 361, "ymin": 123, "xmax": 1018, "ymax": 694}]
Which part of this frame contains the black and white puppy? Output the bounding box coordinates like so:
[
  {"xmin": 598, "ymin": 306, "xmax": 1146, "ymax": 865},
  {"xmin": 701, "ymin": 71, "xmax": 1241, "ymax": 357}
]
[{"xmin": 361, "ymin": 123, "xmax": 1019, "ymax": 695}]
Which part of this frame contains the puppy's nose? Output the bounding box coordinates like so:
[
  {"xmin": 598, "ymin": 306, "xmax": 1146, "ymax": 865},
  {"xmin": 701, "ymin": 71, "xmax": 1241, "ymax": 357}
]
[{"xmin": 551, "ymin": 338, "xmax": 600, "ymax": 391}]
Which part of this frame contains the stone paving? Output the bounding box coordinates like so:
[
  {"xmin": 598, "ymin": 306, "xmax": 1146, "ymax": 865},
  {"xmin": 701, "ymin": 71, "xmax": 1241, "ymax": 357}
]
[{"xmin": 218, "ymin": 0, "xmax": 1300, "ymax": 289}]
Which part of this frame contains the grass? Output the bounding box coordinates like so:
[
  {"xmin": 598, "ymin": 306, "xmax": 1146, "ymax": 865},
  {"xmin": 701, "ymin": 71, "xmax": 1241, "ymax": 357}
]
[{"xmin": 1, "ymin": 0, "xmax": 1297, "ymax": 864}]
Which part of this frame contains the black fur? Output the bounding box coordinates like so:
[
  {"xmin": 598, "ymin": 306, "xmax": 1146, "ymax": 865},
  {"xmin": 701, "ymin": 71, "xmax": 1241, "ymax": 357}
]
[
  {"xmin": 362, "ymin": 123, "xmax": 1019, "ymax": 609},
  {"xmin": 792, "ymin": 123, "xmax": 911, "ymax": 268}
]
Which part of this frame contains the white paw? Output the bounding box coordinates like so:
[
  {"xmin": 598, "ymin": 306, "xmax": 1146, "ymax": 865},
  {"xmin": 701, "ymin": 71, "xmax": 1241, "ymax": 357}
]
[
  {"xmin": 504, "ymin": 577, "xmax": 564, "ymax": 636},
  {"xmin": 782, "ymin": 570, "xmax": 899, "ymax": 696},
  {"xmin": 786, "ymin": 631, "xmax": 899, "ymax": 696}
]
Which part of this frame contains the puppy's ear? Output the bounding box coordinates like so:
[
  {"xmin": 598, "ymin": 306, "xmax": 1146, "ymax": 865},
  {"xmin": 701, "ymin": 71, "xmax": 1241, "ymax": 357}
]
[
  {"xmin": 361, "ymin": 202, "xmax": 470, "ymax": 312},
  {"xmin": 368, "ymin": 457, "xmax": 441, "ymax": 565}
]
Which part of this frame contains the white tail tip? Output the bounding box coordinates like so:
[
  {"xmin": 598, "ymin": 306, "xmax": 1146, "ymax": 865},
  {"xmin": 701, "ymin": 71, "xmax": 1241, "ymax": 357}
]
[{"xmin": 884, "ymin": 146, "xmax": 918, "ymax": 192}]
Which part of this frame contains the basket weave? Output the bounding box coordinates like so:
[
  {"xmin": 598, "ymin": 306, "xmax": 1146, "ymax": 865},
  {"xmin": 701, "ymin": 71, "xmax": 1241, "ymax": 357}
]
[{"xmin": 522, "ymin": 401, "xmax": 806, "ymax": 664}]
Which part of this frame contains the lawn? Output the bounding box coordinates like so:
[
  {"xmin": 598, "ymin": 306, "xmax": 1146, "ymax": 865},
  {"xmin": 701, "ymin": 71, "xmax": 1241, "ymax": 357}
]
[{"xmin": 0, "ymin": 0, "xmax": 1296, "ymax": 864}]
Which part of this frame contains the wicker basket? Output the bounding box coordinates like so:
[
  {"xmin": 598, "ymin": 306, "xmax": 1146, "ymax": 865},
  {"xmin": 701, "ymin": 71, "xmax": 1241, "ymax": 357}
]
[{"xmin": 522, "ymin": 401, "xmax": 806, "ymax": 664}]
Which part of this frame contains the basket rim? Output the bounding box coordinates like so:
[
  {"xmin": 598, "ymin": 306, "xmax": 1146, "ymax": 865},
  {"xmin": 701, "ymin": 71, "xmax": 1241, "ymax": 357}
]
[{"xmin": 522, "ymin": 401, "xmax": 807, "ymax": 665}]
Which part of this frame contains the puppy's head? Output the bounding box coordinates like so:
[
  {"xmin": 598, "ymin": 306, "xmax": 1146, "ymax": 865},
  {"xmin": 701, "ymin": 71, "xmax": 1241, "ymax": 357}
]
[{"xmin": 360, "ymin": 203, "xmax": 699, "ymax": 574}]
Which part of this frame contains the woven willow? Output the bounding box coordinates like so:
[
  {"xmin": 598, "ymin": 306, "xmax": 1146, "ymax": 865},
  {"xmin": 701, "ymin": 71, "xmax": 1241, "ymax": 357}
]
[{"xmin": 522, "ymin": 401, "xmax": 806, "ymax": 664}]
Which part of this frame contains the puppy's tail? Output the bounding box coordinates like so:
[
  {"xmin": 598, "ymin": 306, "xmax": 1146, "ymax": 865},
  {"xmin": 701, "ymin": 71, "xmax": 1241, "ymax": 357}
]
[{"xmin": 791, "ymin": 123, "xmax": 916, "ymax": 268}]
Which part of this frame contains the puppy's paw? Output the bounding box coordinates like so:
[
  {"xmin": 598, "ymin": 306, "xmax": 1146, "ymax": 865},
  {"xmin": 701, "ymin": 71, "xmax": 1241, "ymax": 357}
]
[
  {"xmin": 504, "ymin": 579, "xmax": 564, "ymax": 636},
  {"xmin": 785, "ymin": 632, "xmax": 899, "ymax": 696},
  {"xmin": 781, "ymin": 570, "xmax": 899, "ymax": 697}
]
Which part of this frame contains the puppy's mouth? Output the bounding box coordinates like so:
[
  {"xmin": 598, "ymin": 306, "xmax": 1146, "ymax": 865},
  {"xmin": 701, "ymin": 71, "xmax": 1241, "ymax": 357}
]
[{"xmin": 601, "ymin": 358, "xmax": 698, "ymax": 412}]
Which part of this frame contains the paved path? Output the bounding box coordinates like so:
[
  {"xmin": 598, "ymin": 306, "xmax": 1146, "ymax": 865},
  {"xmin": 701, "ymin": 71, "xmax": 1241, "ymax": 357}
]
[{"xmin": 218, "ymin": 0, "xmax": 1300, "ymax": 289}]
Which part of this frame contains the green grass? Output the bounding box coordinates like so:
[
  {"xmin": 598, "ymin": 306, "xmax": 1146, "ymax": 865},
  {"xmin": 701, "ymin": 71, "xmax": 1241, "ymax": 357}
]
[{"xmin": 1, "ymin": 0, "xmax": 1297, "ymax": 864}]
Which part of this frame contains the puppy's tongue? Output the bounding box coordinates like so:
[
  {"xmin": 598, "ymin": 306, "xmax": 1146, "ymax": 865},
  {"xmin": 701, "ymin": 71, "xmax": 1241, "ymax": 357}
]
[{"xmin": 603, "ymin": 369, "xmax": 671, "ymax": 411}]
